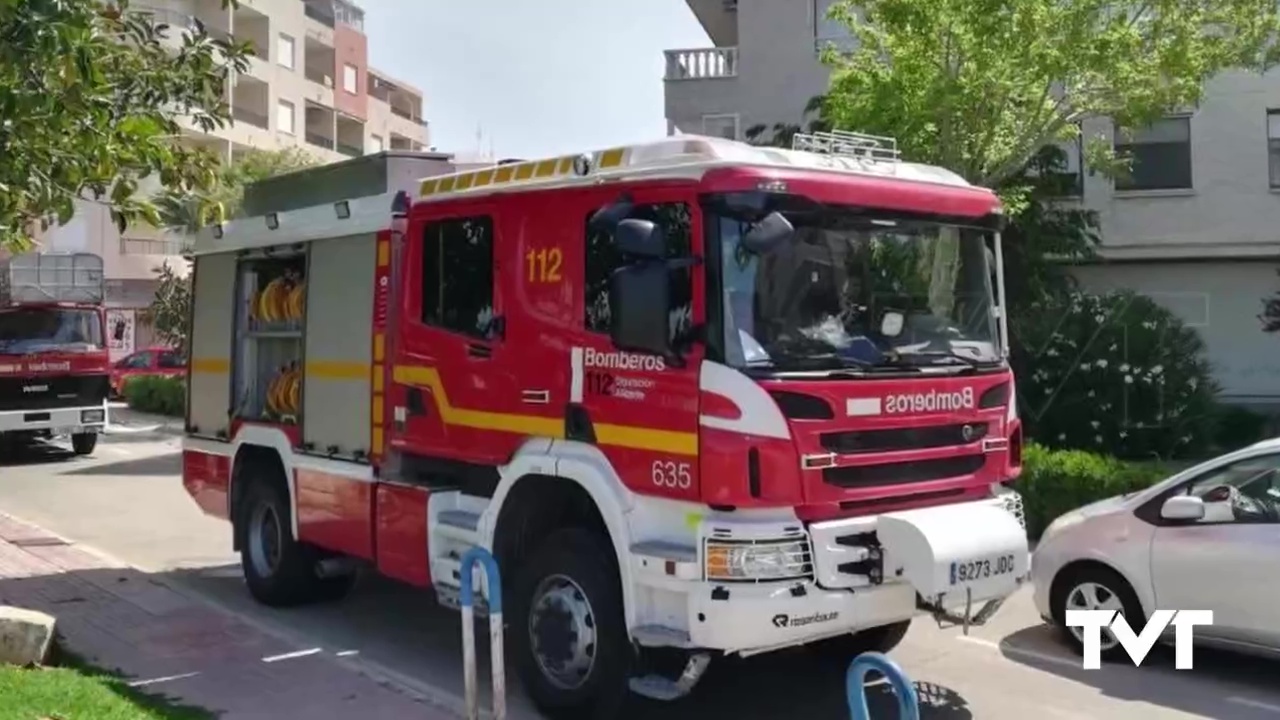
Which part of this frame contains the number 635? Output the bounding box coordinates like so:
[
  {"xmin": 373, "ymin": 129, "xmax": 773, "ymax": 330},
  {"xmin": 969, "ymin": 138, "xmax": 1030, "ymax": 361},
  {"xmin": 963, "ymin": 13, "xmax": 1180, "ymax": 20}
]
[{"xmin": 652, "ymin": 461, "xmax": 692, "ymax": 489}]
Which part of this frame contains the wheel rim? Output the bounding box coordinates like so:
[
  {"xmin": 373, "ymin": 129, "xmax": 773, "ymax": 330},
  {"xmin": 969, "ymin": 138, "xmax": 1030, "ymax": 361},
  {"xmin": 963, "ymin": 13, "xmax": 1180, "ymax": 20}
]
[
  {"xmin": 528, "ymin": 574, "xmax": 598, "ymax": 690},
  {"xmin": 1065, "ymin": 581, "xmax": 1126, "ymax": 650},
  {"xmin": 248, "ymin": 503, "xmax": 283, "ymax": 579}
]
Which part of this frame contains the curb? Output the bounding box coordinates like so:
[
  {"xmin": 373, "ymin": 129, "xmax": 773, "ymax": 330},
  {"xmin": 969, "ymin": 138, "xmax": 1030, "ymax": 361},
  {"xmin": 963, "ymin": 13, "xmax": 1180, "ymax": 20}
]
[{"xmin": 0, "ymin": 510, "xmax": 472, "ymax": 719}]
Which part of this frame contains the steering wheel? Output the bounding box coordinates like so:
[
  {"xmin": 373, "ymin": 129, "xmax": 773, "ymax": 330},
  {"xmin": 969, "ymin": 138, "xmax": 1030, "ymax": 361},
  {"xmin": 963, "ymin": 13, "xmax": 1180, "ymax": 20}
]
[{"xmin": 1220, "ymin": 486, "xmax": 1280, "ymax": 522}]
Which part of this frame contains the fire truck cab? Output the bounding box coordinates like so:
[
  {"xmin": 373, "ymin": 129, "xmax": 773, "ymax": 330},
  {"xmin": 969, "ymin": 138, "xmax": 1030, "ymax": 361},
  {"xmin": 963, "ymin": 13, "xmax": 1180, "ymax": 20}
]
[
  {"xmin": 182, "ymin": 134, "xmax": 1030, "ymax": 716},
  {"xmin": 0, "ymin": 252, "xmax": 110, "ymax": 456}
]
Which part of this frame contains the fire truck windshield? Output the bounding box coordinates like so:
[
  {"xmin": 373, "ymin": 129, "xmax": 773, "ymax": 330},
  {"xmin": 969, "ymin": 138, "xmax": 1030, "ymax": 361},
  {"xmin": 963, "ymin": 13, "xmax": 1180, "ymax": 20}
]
[
  {"xmin": 711, "ymin": 200, "xmax": 1001, "ymax": 373},
  {"xmin": 0, "ymin": 307, "xmax": 104, "ymax": 354}
]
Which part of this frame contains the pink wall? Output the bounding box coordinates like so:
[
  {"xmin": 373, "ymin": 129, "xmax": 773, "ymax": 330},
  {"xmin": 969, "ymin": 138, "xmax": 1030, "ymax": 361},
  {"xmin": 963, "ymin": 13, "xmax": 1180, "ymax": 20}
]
[{"xmin": 333, "ymin": 23, "xmax": 368, "ymax": 121}]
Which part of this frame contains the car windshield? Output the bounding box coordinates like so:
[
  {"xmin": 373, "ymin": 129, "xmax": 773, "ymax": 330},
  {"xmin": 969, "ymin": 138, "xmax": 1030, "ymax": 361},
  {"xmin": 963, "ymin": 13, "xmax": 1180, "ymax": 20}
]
[
  {"xmin": 712, "ymin": 200, "xmax": 1001, "ymax": 372},
  {"xmin": 0, "ymin": 307, "xmax": 104, "ymax": 354}
]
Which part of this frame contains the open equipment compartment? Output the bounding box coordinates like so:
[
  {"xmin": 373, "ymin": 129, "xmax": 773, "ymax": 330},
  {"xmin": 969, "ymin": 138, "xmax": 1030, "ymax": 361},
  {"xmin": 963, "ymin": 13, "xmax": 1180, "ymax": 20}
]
[{"xmin": 233, "ymin": 246, "xmax": 308, "ymax": 425}]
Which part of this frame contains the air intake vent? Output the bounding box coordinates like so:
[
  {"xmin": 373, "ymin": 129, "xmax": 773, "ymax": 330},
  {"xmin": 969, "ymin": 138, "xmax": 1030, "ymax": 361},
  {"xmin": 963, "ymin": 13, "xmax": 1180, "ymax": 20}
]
[{"xmin": 768, "ymin": 391, "xmax": 833, "ymax": 420}]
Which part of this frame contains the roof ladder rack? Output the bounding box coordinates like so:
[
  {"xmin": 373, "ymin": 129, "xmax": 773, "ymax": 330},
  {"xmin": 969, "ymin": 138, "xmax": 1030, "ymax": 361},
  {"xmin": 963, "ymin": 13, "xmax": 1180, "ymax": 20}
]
[{"xmin": 792, "ymin": 129, "xmax": 901, "ymax": 167}]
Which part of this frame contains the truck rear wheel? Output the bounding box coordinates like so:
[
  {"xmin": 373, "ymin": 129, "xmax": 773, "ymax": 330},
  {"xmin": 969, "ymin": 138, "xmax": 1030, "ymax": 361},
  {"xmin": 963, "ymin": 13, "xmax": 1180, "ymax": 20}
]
[
  {"xmin": 240, "ymin": 480, "xmax": 354, "ymax": 607},
  {"xmin": 810, "ymin": 619, "xmax": 912, "ymax": 660},
  {"xmin": 512, "ymin": 528, "xmax": 631, "ymax": 719},
  {"xmin": 70, "ymin": 432, "xmax": 98, "ymax": 456}
]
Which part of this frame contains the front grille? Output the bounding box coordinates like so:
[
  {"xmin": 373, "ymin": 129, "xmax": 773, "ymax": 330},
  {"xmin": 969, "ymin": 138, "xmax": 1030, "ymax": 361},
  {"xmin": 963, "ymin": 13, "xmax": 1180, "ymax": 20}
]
[
  {"xmin": 821, "ymin": 422, "xmax": 988, "ymax": 455},
  {"xmin": 823, "ymin": 454, "xmax": 986, "ymax": 488},
  {"xmin": 0, "ymin": 374, "xmax": 109, "ymax": 412}
]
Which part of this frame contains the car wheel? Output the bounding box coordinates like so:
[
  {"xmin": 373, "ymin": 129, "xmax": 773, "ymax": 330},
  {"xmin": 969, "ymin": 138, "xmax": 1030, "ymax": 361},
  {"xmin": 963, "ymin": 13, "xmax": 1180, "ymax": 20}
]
[
  {"xmin": 71, "ymin": 432, "xmax": 98, "ymax": 456},
  {"xmin": 511, "ymin": 527, "xmax": 632, "ymax": 719},
  {"xmin": 1051, "ymin": 565, "xmax": 1144, "ymax": 662},
  {"xmin": 240, "ymin": 480, "xmax": 354, "ymax": 607}
]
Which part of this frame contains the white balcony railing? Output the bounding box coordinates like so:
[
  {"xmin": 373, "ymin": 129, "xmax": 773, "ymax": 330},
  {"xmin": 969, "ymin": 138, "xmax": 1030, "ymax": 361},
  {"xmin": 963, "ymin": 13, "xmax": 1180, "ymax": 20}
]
[{"xmin": 664, "ymin": 47, "xmax": 738, "ymax": 81}]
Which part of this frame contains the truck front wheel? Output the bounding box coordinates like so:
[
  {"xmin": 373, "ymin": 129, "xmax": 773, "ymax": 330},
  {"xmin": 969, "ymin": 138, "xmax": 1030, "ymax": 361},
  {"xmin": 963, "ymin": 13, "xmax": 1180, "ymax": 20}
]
[
  {"xmin": 70, "ymin": 433, "xmax": 98, "ymax": 456},
  {"xmin": 512, "ymin": 528, "xmax": 631, "ymax": 719},
  {"xmin": 240, "ymin": 480, "xmax": 354, "ymax": 607}
]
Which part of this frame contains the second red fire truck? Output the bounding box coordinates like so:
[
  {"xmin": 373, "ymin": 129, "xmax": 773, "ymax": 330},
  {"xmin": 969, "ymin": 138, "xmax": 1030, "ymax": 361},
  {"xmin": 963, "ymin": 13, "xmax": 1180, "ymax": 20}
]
[{"xmin": 181, "ymin": 134, "xmax": 1030, "ymax": 716}]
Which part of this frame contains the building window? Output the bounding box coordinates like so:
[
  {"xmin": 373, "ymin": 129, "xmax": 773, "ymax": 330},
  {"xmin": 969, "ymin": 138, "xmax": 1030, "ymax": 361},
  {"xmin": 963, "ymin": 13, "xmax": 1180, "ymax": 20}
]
[
  {"xmin": 702, "ymin": 114, "xmax": 740, "ymax": 141},
  {"xmin": 369, "ymin": 134, "xmax": 383, "ymax": 153},
  {"xmin": 583, "ymin": 203, "xmax": 693, "ymax": 338},
  {"xmin": 277, "ymin": 33, "xmax": 295, "ymax": 70},
  {"xmin": 420, "ymin": 216, "xmax": 495, "ymax": 339},
  {"xmin": 1268, "ymin": 110, "xmax": 1280, "ymax": 189},
  {"xmin": 276, "ymin": 100, "xmax": 295, "ymax": 135},
  {"xmin": 813, "ymin": 0, "xmax": 853, "ymax": 46},
  {"xmin": 342, "ymin": 63, "xmax": 358, "ymax": 94},
  {"xmin": 1114, "ymin": 116, "xmax": 1192, "ymax": 191}
]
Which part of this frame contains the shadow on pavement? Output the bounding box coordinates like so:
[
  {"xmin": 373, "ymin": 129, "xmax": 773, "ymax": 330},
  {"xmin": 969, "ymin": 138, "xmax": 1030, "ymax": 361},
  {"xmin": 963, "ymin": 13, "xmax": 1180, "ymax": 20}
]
[
  {"xmin": 998, "ymin": 625, "xmax": 1280, "ymax": 718},
  {"xmin": 0, "ymin": 441, "xmax": 75, "ymax": 467},
  {"xmin": 60, "ymin": 452, "xmax": 181, "ymax": 477}
]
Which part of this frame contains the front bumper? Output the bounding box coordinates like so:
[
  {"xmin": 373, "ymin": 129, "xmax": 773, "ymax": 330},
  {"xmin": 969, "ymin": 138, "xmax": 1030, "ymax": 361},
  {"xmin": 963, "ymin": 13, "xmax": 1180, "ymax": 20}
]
[
  {"xmin": 0, "ymin": 403, "xmax": 108, "ymax": 435},
  {"xmin": 636, "ymin": 495, "xmax": 1031, "ymax": 656}
]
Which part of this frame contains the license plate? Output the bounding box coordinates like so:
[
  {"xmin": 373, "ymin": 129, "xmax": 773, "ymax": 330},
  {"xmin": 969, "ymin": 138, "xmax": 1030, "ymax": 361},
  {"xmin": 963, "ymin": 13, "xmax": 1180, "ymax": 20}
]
[{"xmin": 950, "ymin": 554, "xmax": 1017, "ymax": 585}]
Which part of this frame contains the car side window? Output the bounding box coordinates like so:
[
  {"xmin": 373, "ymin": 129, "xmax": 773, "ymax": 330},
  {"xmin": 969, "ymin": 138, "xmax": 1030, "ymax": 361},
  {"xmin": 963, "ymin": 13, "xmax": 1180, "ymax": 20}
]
[
  {"xmin": 420, "ymin": 215, "xmax": 496, "ymax": 340},
  {"xmin": 157, "ymin": 352, "xmax": 184, "ymax": 369},
  {"xmin": 583, "ymin": 202, "xmax": 693, "ymax": 341},
  {"xmin": 122, "ymin": 352, "xmax": 152, "ymax": 369},
  {"xmin": 1178, "ymin": 454, "xmax": 1280, "ymax": 524}
]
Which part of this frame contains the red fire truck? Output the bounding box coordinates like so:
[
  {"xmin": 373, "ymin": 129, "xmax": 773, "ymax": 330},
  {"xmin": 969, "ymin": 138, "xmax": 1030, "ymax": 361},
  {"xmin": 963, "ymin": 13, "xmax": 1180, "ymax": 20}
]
[
  {"xmin": 181, "ymin": 136, "xmax": 1030, "ymax": 716},
  {"xmin": 0, "ymin": 252, "xmax": 110, "ymax": 456}
]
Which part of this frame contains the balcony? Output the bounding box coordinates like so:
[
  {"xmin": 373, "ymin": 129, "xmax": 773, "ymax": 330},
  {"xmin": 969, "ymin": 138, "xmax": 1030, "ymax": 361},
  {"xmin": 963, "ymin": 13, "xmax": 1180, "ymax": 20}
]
[
  {"xmin": 664, "ymin": 47, "xmax": 738, "ymax": 81},
  {"xmin": 303, "ymin": 1, "xmax": 335, "ymax": 27}
]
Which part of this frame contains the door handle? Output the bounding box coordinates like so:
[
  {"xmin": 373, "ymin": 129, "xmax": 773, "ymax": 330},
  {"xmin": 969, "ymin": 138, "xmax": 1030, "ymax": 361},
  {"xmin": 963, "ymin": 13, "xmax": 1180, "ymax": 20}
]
[
  {"xmin": 521, "ymin": 389, "xmax": 550, "ymax": 405},
  {"xmin": 467, "ymin": 343, "xmax": 492, "ymax": 359}
]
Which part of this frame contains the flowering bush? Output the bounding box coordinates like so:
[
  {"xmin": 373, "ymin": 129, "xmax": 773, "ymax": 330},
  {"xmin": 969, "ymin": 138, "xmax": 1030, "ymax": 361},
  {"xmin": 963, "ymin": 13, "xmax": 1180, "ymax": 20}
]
[{"xmin": 1010, "ymin": 290, "xmax": 1218, "ymax": 460}]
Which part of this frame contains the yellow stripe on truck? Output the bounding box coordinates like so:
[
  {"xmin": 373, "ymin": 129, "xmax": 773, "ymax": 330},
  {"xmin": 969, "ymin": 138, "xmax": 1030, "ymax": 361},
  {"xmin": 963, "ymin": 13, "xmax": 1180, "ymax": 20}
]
[
  {"xmin": 190, "ymin": 358, "xmax": 230, "ymax": 374},
  {"xmin": 391, "ymin": 365, "xmax": 698, "ymax": 456}
]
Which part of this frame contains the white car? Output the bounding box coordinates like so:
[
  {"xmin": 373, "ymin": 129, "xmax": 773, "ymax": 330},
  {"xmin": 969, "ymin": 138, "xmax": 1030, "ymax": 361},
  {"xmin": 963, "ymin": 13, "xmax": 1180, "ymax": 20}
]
[{"xmin": 1033, "ymin": 437, "xmax": 1280, "ymax": 662}]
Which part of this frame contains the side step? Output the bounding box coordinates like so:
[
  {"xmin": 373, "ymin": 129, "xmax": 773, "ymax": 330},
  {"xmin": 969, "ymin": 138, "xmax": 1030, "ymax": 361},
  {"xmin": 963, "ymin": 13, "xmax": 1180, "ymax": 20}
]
[{"xmin": 629, "ymin": 652, "xmax": 712, "ymax": 702}]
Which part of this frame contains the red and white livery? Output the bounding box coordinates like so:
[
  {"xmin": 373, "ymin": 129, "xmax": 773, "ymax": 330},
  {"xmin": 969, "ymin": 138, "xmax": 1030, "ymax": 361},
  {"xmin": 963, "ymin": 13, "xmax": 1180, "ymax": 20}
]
[{"xmin": 181, "ymin": 134, "xmax": 1031, "ymax": 716}]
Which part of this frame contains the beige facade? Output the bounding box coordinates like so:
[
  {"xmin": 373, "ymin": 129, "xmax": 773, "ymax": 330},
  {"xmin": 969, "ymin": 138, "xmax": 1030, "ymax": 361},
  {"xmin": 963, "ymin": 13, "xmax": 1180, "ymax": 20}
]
[{"xmin": 40, "ymin": 0, "xmax": 428, "ymax": 290}]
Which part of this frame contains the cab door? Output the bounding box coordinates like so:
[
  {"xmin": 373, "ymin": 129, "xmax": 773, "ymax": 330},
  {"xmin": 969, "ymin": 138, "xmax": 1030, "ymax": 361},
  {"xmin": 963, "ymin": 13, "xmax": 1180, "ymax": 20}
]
[
  {"xmin": 390, "ymin": 202, "xmax": 521, "ymax": 478},
  {"xmin": 565, "ymin": 187, "xmax": 704, "ymax": 501}
]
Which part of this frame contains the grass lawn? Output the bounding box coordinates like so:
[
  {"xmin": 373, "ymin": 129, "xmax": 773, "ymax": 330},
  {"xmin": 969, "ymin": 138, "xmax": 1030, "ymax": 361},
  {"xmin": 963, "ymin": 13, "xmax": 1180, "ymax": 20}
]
[{"xmin": 0, "ymin": 660, "xmax": 213, "ymax": 720}]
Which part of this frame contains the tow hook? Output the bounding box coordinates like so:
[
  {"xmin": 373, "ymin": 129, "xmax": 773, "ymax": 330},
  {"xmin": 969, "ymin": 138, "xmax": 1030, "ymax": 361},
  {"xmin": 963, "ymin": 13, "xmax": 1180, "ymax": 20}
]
[
  {"xmin": 920, "ymin": 587, "xmax": 1007, "ymax": 635},
  {"xmin": 629, "ymin": 652, "xmax": 712, "ymax": 702}
]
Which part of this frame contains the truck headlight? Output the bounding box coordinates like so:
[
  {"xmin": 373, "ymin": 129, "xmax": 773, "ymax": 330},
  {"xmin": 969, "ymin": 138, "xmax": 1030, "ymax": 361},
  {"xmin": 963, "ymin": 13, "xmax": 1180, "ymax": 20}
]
[
  {"xmin": 704, "ymin": 539, "xmax": 812, "ymax": 582},
  {"xmin": 80, "ymin": 409, "xmax": 105, "ymax": 424}
]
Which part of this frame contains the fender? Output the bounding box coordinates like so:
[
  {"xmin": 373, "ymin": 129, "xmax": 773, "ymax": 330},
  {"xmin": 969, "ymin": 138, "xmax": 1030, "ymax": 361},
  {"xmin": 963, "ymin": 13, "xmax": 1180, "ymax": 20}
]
[
  {"xmin": 478, "ymin": 437, "xmax": 640, "ymax": 628},
  {"xmin": 227, "ymin": 424, "xmax": 374, "ymax": 540}
]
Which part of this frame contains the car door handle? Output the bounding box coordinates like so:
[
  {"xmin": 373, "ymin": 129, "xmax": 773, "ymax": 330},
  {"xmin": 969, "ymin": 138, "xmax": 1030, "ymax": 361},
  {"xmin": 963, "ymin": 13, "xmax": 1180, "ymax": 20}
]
[
  {"xmin": 467, "ymin": 343, "xmax": 492, "ymax": 359},
  {"xmin": 521, "ymin": 389, "xmax": 550, "ymax": 405}
]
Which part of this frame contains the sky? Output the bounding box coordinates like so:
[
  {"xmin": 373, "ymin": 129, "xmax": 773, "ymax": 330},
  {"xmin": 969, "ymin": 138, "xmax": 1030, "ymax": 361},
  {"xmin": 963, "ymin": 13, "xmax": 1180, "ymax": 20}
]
[{"xmin": 360, "ymin": 0, "xmax": 710, "ymax": 160}]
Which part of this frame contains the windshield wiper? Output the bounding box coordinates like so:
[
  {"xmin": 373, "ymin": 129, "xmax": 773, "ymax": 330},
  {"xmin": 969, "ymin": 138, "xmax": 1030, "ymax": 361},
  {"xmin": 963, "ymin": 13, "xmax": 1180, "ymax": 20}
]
[
  {"xmin": 885, "ymin": 350, "xmax": 1000, "ymax": 370},
  {"xmin": 747, "ymin": 351, "xmax": 870, "ymax": 371}
]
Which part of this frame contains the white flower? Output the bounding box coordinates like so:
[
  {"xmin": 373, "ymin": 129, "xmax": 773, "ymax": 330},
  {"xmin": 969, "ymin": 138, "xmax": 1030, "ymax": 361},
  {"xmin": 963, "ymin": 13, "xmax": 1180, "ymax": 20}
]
[
  {"xmin": 1091, "ymin": 420, "xmax": 1100, "ymax": 429},
  {"xmin": 1119, "ymin": 363, "xmax": 1130, "ymax": 372},
  {"xmin": 1096, "ymin": 359, "xmax": 1109, "ymax": 369},
  {"xmin": 1151, "ymin": 365, "xmax": 1163, "ymax": 374},
  {"xmin": 1124, "ymin": 375, "xmax": 1134, "ymax": 384},
  {"xmin": 1119, "ymin": 430, "xmax": 1129, "ymax": 439},
  {"xmin": 1087, "ymin": 390, "xmax": 1096, "ymax": 398},
  {"xmin": 1095, "ymin": 435, "xmax": 1103, "ymax": 444},
  {"xmin": 1058, "ymin": 433, "xmax": 1066, "ymax": 441}
]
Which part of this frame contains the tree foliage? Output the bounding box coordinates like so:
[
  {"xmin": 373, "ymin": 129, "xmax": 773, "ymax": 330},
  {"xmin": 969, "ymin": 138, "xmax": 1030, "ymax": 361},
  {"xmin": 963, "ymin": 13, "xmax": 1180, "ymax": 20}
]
[
  {"xmin": 0, "ymin": 0, "xmax": 251, "ymax": 251},
  {"xmin": 819, "ymin": 0, "xmax": 1280, "ymax": 198},
  {"xmin": 143, "ymin": 260, "xmax": 191, "ymax": 355},
  {"xmin": 154, "ymin": 147, "xmax": 320, "ymax": 234}
]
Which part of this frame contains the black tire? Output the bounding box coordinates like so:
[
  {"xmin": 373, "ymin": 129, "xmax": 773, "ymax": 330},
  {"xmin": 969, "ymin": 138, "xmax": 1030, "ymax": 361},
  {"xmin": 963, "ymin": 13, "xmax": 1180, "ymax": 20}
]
[
  {"xmin": 1050, "ymin": 564, "xmax": 1144, "ymax": 663},
  {"xmin": 71, "ymin": 432, "xmax": 98, "ymax": 456},
  {"xmin": 239, "ymin": 479, "xmax": 355, "ymax": 607},
  {"xmin": 511, "ymin": 528, "xmax": 632, "ymax": 719},
  {"xmin": 810, "ymin": 619, "xmax": 912, "ymax": 661}
]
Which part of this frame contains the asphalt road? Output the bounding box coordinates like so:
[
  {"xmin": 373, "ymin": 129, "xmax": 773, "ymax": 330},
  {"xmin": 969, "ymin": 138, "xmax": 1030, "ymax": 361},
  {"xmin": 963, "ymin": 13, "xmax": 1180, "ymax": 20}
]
[{"xmin": 4, "ymin": 427, "xmax": 1280, "ymax": 719}]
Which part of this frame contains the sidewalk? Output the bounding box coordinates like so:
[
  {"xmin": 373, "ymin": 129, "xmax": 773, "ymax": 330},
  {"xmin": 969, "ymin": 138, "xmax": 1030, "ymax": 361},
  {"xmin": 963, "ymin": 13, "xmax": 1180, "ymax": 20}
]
[
  {"xmin": 105, "ymin": 405, "xmax": 183, "ymax": 436},
  {"xmin": 0, "ymin": 512, "xmax": 460, "ymax": 719}
]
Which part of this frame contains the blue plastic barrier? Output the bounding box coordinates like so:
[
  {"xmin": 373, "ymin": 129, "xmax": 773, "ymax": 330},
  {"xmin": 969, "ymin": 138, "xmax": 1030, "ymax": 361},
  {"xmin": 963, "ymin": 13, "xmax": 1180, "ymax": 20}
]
[
  {"xmin": 459, "ymin": 547, "xmax": 506, "ymax": 720},
  {"xmin": 846, "ymin": 651, "xmax": 919, "ymax": 720}
]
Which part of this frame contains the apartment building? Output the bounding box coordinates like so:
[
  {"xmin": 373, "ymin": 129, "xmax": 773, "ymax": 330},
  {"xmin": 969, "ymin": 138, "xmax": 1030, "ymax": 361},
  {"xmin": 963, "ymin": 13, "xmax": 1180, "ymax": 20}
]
[
  {"xmin": 35, "ymin": 0, "xmax": 429, "ymax": 359},
  {"xmin": 665, "ymin": 0, "xmax": 1280, "ymax": 408}
]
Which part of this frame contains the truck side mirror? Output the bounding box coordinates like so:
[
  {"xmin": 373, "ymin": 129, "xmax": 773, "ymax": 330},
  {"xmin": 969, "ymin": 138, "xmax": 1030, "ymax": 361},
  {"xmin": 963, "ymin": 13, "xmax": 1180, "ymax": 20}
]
[
  {"xmin": 615, "ymin": 218, "xmax": 667, "ymax": 258},
  {"xmin": 741, "ymin": 211, "xmax": 793, "ymax": 254},
  {"xmin": 608, "ymin": 263, "xmax": 670, "ymax": 356}
]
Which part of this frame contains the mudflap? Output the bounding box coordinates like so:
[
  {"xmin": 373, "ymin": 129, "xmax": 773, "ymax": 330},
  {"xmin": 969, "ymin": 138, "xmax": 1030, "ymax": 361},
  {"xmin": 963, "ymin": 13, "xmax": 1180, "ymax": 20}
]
[{"xmin": 875, "ymin": 500, "xmax": 1030, "ymax": 634}]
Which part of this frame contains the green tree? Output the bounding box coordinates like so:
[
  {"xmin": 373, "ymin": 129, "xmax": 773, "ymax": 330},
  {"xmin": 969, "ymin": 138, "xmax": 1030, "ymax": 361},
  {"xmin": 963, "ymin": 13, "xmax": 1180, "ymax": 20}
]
[
  {"xmin": 0, "ymin": 0, "xmax": 251, "ymax": 251},
  {"xmin": 153, "ymin": 147, "xmax": 320, "ymax": 233},
  {"xmin": 143, "ymin": 260, "xmax": 192, "ymax": 354},
  {"xmin": 819, "ymin": 0, "xmax": 1280, "ymax": 201}
]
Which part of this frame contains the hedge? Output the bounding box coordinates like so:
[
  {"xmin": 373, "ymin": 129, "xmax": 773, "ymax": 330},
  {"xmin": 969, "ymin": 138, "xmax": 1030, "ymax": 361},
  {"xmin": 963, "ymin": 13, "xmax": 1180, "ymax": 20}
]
[
  {"xmin": 1017, "ymin": 443, "xmax": 1171, "ymax": 540},
  {"xmin": 122, "ymin": 375, "xmax": 185, "ymax": 417}
]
